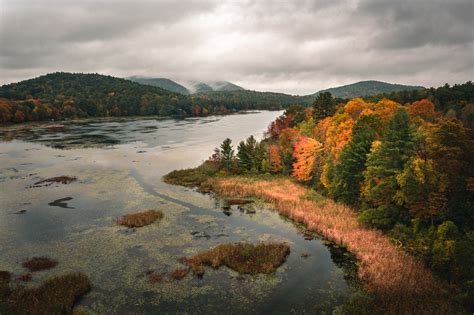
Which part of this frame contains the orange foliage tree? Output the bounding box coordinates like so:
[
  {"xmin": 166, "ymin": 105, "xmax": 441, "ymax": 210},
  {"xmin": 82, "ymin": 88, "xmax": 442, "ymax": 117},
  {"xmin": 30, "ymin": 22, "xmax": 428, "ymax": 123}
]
[
  {"xmin": 292, "ymin": 137, "xmax": 323, "ymax": 182},
  {"xmin": 269, "ymin": 145, "xmax": 283, "ymax": 173},
  {"xmin": 407, "ymin": 99, "xmax": 438, "ymax": 121},
  {"xmin": 345, "ymin": 98, "xmax": 373, "ymax": 120}
]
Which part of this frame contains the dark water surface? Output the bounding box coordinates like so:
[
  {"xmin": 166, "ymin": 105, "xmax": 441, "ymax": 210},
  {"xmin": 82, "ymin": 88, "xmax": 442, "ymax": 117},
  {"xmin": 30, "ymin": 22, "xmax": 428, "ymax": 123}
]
[{"xmin": 0, "ymin": 112, "xmax": 356, "ymax": 314}]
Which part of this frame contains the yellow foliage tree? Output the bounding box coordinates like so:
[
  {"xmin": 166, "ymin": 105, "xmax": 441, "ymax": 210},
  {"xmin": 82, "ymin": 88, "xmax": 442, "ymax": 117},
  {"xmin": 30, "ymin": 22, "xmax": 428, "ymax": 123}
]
[{"xmin": 292, "ymin": 137, "xmax": 323, "ymax": 182}]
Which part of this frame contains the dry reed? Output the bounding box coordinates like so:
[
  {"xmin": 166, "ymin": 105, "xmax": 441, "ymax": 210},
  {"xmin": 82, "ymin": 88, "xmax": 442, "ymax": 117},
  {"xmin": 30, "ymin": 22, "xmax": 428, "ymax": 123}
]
[{"xmin": 207, "ymin": 176, "xmax": 459, "ymax": 314}]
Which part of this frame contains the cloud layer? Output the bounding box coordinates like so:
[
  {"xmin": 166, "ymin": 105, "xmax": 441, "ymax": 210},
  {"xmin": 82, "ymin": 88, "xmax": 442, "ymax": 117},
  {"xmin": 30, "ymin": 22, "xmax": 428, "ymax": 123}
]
[{"xmin": 1, "ymin": 0, "xmax": 473, "ymax": 94}]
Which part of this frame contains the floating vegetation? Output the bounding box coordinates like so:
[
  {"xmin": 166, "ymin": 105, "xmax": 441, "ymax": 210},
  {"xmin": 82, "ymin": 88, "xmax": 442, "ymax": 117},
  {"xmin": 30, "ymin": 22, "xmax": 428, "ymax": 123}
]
[
  {"xmin": 16, "ymin": 273, "xmax": 33, "ymax": 282},
  {"xmin": 169, "ymin": 268, "xmax": 189, "ymax": 280},
  {"xmin": 181, "ymin": 242, "xmax": 290, "ymax": 276},
  {"xmin": 32, "ymin": 176, "xmax": 77, "ymax": 187},
  {"xmin": 4, "ymin": 272, "xmax": 91, "ymax": 315},
  {"xmin": 116, "ymin": 209, "xmax": 163, "ymax": 228},
  {"xmin": 301, "ymin": 252, "xmax": 311, "ymax": 258},
  {"xmin": 0, "ymin": 272, "xmax": 11, "ymax": 282},
  {"xmin": 22, "ymin": 257, "xmax": 58, "ymax": 272},
  {"xmin": 147, "ymin": 271, "xmax": 164, "ymax": 284}
]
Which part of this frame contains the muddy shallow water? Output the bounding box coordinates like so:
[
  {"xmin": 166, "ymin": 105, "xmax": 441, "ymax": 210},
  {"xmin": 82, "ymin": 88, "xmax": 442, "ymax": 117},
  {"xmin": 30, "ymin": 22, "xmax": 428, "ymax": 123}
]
[{"xmin": 0, "ymin": 112, "xmax": 357, "ymax": 314}]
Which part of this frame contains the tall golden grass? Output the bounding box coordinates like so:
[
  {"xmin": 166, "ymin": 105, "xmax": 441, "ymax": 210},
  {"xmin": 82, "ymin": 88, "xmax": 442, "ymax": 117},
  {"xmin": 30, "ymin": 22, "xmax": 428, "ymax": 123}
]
[{"xmin": 208, "ymin": 176, "xmax": 461, "ymax": 314}]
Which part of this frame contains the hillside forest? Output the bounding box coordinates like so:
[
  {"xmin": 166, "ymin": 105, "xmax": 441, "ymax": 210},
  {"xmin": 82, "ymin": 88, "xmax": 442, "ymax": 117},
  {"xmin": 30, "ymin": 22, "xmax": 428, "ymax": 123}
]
[{"xmin": 2, "ymin": 72, "xmax": 472, "ymax": 125}]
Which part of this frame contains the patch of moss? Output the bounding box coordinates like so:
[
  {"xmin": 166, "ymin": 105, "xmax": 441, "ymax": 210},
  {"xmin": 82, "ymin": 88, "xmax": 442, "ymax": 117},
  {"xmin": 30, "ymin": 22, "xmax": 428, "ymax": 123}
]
[
  {"xmin": 181, "ymin": 242, "xmax": 290, "ymax": 276},
  {"xmin": 22, "ymin": 256, "xmax": 58, "ymax": 271},
  {"xmin": 116, "ymin": 209, "xmax": 163, "ymax": 228},
  {"xmin": 4, "ymin": 272, "xmax": 91, "ymax": 315}
]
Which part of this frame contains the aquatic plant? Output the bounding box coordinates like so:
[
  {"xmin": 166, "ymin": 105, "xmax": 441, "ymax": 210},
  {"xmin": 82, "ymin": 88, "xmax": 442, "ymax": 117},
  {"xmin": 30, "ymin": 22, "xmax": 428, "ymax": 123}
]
[
  {"xmin": 116, "ymin": 209, "xmax": 163, "ymax": 228},
  {"xmin": 208, "ymin": 177, "xmax": 459, "ymax": 313},
  {"xmin": 22, "ymin": 257, "xmax": 58, "ymax": 272},
  {"xmin": 33, "ymin": 176, "xmax": 77, "ymax": 186},
  {"xmin": 182, "ymin": 242, "xmax": 290, "ymax": 276},
  {"xmin": 0, "ymin": 271, "xmax": 11, "ymax": 282},
  {"xmin": 16, "ymin": 273, "xmax": 32, "ymax": 282},
  {"xmin": 169, "ymin": 268, "xmax": 189, "ymax": 280},
  {"xmin": 4, "ymin": 272, "xmax": 91, "ymax": 315},
  {"xmin": 147, "ymin": 271, "xmax": 164, "ymax": 284},
  {"xmin": 301, "ymin": 252, "xmax": 311, "ymax": 258}
]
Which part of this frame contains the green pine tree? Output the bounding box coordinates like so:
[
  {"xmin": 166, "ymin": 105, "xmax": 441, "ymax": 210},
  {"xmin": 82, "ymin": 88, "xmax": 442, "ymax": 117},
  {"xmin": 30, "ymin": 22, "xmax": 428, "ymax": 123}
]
[
  {"xmin": 360, "ymin": 108, "xmax": 414, "ymax": 229},
  {"xmin": 313, "ymin": 92, "xmax": 336, "ymax": 121},
  {"xmin": 331, "ymin": 115, "xmax": 380, "ymax": 205}
]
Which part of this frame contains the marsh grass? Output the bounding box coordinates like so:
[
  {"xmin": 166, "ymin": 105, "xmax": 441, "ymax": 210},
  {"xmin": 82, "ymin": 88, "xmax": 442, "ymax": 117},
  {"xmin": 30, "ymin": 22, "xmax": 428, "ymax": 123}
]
[
  {"xmin": 163, "ymin": 161, "xmax": 219, "ymax": 191},
  {"xmin": 3, "ymin": 272, "xmax": 91, "ymax": 315},
  {"xmin": 207, "ymin": 176, "xmax": 460, "ymax": 314},
  {"xmin": 116, "ymin": 209, "xmax": 163, "ymax": 228},
  {"xmin": 224, "ymin": 198, "xmax": 254, "ymax": 205},
  {"xmin": 169, "ymin": 268, "xmax": 189, "ymax": 280},
  {"xmin": 181, "ymin": 242, "xmax": 290, "ymax": 276},
  {"xmin": 22, "ymin": 257, "xmax": 58, "ymax": 272}
]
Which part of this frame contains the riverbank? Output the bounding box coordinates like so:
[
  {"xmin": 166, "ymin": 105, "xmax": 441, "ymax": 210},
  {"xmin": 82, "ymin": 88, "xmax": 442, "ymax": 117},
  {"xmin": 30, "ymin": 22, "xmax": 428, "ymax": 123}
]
[{"xmin": 165, "ymin": 170, "xmax": 461, "ymax": 314}]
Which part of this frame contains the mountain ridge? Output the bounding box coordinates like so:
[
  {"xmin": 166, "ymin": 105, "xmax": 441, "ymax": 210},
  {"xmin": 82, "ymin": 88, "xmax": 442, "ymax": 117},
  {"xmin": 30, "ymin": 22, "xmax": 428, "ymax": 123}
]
[{"xmin": 312, "ymin": 80, "xmax": 424, "ymax": 99}]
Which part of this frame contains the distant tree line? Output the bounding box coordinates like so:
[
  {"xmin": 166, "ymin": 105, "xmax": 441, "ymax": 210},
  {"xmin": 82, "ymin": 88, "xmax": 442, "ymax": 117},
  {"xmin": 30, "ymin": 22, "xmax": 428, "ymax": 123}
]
[{"xmin": 0, "ymin": 72, "xmax": 304, "ymax": 124}]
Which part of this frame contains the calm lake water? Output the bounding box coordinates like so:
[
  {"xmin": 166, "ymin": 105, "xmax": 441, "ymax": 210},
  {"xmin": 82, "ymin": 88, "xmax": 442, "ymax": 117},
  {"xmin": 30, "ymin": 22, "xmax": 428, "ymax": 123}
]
[{"xmin": 0, "ymin": 111, "xmax": 356, "ymax": 314}]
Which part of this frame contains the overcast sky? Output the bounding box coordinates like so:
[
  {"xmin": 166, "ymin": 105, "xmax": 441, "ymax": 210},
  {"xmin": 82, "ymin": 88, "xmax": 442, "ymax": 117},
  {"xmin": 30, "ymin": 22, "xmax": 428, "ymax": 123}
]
[{"xmin": 0, "ymin": 0, "xmax": 473, "ymax": 94}]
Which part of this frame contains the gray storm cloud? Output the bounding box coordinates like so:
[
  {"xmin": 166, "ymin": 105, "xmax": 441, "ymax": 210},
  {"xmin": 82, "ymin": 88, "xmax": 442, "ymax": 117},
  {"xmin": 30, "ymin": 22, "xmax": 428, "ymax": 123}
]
[{"xmin": 0, "ymin": 0, "xmax": 473, "ymax": 94}]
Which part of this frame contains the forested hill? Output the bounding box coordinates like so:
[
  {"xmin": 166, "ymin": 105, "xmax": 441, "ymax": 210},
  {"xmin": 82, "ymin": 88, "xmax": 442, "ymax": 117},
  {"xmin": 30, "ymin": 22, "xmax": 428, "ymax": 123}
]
[
  {"xmin": 128, "ymin": 76, "xmax": 190, "ymax": 95},
  {"xmin": 194, "ymin": 90, "xmax": 308, "ymax": 108},
  {"xmin": 0, "ymin": 72, "xmax": 294, "ymax": 123},
  {"xmin": 312, "ymin": 80, "xmax": 424, "ymax": 99}
]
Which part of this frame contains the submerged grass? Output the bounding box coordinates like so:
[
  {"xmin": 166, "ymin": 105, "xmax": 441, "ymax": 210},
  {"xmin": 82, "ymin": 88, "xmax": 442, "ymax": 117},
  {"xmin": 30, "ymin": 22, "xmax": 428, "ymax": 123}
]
[
  {"xmin": 205, "ymin": 176, "xmax": 461, "ymax": 314},
  {"xmin": 181, "ymin": 242, "xmax": 290, "ymax": 276},
  {"xmin": 1, "ymin": 272, "xmax": 91, "ymax": 315},
  {"xmin": 116, "ymin": 209, "xmax": 163, "ymax": 228},
  {"xmin": 22, "ymin": 256, "xmax": 58, "ymax": 271}
]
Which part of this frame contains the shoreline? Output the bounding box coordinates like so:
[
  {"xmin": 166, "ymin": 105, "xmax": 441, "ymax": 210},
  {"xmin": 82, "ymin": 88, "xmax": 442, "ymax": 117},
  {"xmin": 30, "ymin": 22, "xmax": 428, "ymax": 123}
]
[{"xmin": 0, "ymin": 110, "xmax": 282, "ymax": 128}]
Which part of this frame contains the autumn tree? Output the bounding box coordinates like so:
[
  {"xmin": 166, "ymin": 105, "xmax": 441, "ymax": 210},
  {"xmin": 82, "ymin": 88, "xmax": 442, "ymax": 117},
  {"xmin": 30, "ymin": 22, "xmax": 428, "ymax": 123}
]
[
  {"xmin": 292, "ymin": 137, "xmax": 323, "ymax": 182},
  {"xmin": 406, "ymin": 99, "xmax": 438, "ymax": 121},
  {"xmin": 269, "ymin": 145, "xmax": 283, "ymax": 173},
  {"xmin": 13, "ymin": 110, "xmax": 25, "ymax": 123},
  {"xmin": 395, "ymin": 158, "xmax": 446, "ymax": 222}
]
